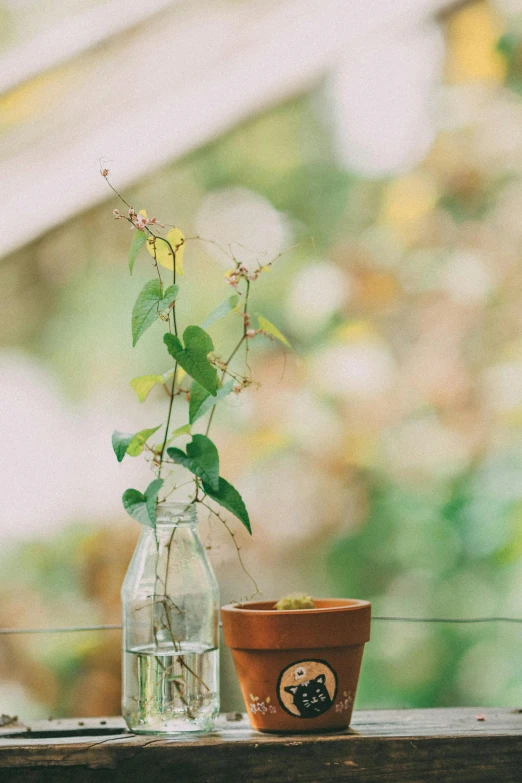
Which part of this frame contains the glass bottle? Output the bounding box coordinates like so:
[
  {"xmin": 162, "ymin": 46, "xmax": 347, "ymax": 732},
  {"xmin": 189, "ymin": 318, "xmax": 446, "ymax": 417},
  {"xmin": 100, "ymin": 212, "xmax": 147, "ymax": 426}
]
[{"xmin": 122, "ymin": 502, "xmax": 219, "ymax": 734}]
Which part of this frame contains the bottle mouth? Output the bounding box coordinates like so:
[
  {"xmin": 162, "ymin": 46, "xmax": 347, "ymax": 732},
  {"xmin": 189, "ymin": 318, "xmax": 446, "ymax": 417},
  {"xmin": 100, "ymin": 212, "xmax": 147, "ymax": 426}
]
[{"xmin": 155, "ymin": 501, "xmax": 198, "ymax": 525}]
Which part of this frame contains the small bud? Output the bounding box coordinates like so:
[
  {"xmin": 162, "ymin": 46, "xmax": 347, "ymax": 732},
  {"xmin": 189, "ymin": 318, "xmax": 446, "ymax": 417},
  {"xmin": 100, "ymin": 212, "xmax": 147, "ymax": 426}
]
[{"xmin": 274, "ymin": 593, "xmax": 316, "ymax": 611}]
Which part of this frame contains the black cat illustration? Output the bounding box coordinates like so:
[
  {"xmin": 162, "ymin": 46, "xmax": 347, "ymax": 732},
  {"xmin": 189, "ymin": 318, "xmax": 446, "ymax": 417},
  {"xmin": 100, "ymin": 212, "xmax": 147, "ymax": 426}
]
[{"xmin": 284, "ymin": 673, "xmax": 333, "ymax": 718}]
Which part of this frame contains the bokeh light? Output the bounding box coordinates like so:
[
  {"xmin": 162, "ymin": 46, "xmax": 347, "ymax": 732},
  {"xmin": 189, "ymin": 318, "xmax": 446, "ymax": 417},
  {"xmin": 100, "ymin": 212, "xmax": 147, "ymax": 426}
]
[{"xmin": 0, "ymin": 0, "xmax": 521, "ymax": 718}]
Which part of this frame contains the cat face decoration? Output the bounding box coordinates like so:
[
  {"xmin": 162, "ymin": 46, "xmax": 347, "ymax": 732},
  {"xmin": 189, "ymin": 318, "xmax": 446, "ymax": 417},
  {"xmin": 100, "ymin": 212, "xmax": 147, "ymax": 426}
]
[{"xmin": 276, "ymin": 659, "xmax": 337, "ymax": 718}]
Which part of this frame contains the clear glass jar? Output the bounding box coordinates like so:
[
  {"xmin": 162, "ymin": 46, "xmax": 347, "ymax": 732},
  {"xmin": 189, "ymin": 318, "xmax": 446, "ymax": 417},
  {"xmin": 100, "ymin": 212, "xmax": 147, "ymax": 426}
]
[{"xmin": 121, "ymin": 502, "xmax": 219, "ymax": 734}]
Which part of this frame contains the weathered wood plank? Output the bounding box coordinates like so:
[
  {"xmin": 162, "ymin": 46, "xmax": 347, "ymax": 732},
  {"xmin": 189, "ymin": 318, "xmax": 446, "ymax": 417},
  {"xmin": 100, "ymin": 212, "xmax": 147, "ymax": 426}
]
[{"xmin": 0, "ymin": 708, "xmax": 520, "ymax": 782}]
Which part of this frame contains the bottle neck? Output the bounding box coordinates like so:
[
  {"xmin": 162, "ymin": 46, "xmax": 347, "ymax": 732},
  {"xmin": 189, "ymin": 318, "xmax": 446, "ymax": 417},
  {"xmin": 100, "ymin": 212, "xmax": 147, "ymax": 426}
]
[{"xmin": 154, "ymin": 501, "xmax": 198, "ymax": 528}]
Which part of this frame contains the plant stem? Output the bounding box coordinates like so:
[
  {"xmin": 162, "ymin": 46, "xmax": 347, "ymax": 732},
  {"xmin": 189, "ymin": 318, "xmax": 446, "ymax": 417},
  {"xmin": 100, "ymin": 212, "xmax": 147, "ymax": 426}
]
[
  {"xmin": 157, "ymin": 244, "xmax": 179, "ymax": 479},
  {"xmin": 157, "ymin": 363, "xmax": 178, "ymax": 479},
  {"xmin": 204, "ymin": 279, "xmax": 250, "ymax": 437}
]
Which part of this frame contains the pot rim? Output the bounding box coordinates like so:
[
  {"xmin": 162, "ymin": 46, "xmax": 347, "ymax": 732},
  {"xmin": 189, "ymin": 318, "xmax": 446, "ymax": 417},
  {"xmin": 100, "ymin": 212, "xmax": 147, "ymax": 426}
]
[
  {"xmin": 221, "ymin": 599, "xmax": 371, "ymax": 649},
  {"xmin": 221, "ymin": 598, "xmax": 370, "ymax": 616}
]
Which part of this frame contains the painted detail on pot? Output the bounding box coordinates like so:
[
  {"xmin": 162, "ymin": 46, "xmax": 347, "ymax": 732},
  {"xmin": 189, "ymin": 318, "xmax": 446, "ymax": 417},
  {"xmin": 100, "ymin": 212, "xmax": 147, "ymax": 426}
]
[
  {"xmin": 248, "ymin": 695, "xmax": 277, "ymax": 715},
  {"xmin": 334, "ymin": 691, "xmax": 354, "ymax": 713},
  {"xmin": 276, "ymin": 659, "xmax": 338, "ymax": 718}
]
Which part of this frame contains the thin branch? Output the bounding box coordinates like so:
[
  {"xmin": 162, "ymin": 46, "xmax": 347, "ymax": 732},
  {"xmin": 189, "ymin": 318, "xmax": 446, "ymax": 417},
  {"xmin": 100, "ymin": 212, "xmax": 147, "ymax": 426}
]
[{"xmin": 199, "ymin": 500, "xmax": 260, "ymax": 599}]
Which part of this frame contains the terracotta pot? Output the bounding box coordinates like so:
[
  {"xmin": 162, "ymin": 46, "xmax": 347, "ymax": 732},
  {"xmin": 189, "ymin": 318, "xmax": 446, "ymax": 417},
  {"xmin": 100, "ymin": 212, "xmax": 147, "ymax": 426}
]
[{"xmin": 221, "ymin": 598, "xmax": 371, "ymax": 733}]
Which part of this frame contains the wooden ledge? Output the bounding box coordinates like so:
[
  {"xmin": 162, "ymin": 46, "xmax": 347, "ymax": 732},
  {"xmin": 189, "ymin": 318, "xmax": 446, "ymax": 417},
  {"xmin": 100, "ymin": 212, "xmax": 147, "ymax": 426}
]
[{"xmin": 0, "ymin": 708, "xmax": 521, "ymax": 782}]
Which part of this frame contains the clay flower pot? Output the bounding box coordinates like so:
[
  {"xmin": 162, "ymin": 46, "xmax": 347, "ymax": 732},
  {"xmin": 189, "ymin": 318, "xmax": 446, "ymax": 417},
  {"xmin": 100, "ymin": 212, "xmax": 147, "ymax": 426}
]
[{"xmin": 221, "ymin": 598, "xmax": 371, "ymax": 733}]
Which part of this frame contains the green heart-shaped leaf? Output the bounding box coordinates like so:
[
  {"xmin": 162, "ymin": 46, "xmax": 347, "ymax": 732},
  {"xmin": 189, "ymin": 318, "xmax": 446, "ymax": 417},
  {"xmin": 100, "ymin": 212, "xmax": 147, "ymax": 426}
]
[
  {"xmin": 164, "ymin": 326, "xmax": 218, "ymax": 395},
  {"xmin": 127, "ymin": 425, "xmax": 162, "ymax": 456},
  {"xmin": 167, "ymin": 434, "xmax": 219, "ymax": 491},
  {"xmin": 130, "ymin": 369, "xmax": 174, "ymax": 402},
  {"xmin": 132, "ymin": 279, "xmax": 161, "ymax": 346},
  {"xmin": 170, "ymin": 423, "xmax": 192, "ymax": 440},
  {"xmin": 130, "ymin": 374, "xmax": 164, "ymax": 403},
  {"xmin": 202, "ymin": 476, "xmax": 251, "ymax": 534},
  {"xmin": 189, "ymin": 380, "xmax": 234, "ymax": 425},
  {"xmin": 112, "ymin": 430, "xmax": 134, "ymax": 462},
  {"xmin": 159, "ymin": 284, "xmax": 179, "ymax": 313},
  {"xmin": 257, "ymin": 314, "xmax": 292, "ymax": 348},
  {"xmin": 112, "ymin": 425, "xmax": 161, "ymax": 461},
  {"xmin": 131, "ymin": 281, "xmax": 180, "ymax": 347},
  {"xmin": 128, "ymin": 230, "xmax": 147, "ymax": 275},
  {"xmin": 122, "ymin": 489, "xmax": 148, "ymax": 523},
  {"xmin": 122, "ymin": 478, "xmax": 164, "ymax": 527},
  {"xmin": 145, "ymin": 478, "xmax": 164, "ymax": 524},
  {"xmin": 200, "ymin": 295, "xmax": 239, "ymax": 330}
]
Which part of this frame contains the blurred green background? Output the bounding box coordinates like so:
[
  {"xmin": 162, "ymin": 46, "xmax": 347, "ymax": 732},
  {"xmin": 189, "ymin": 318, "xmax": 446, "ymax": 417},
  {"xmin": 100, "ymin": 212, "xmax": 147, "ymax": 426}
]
[{"xmin": 0, "ymin": 0, "xmax": 521, "ymax": 717}]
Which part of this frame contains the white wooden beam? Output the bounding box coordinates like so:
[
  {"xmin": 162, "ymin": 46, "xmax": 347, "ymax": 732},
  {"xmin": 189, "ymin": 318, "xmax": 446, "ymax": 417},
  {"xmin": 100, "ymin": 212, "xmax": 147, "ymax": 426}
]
[
  {"xmin": 0, "ymin": 0, "xmax": 182, "ymax": 96},
  {"xmin": 1, "ymin": 0, "xmax": 455, "ymax": 259}
]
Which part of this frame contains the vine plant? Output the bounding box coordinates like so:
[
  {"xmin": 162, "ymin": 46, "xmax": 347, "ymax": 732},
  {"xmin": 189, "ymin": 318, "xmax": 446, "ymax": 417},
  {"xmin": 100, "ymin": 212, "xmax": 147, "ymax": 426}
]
[
  {"xmin": 105, "ymin": 172, "xmax": 292, "ymax": 718},
  {"xmin": 107, "ymin": 175, "xmax": 289, "ymax": 536},
  {"xmin": 106, "ymin": 171, "xmax": 291, "ymax": 587}
]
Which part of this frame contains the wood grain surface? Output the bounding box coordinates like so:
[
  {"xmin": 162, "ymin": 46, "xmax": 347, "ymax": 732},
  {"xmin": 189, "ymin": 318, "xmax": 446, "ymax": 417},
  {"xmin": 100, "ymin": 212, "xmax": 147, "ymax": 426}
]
[{"xmin": 0, "ymin": 708, "xmax": 520, "ymax": 782}]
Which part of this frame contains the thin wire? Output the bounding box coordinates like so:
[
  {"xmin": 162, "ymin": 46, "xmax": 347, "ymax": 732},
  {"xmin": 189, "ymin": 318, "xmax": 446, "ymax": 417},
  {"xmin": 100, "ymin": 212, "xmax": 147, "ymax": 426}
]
[
  {"xmin": 0, "ymin": 617, "xmax": 521, "ymax": 635},
  {"xmin": 373, "ymin": 616, "xmax": 522, "ymax": 624},
  {"xmin": 0, "ymin": 624, "xmax": 122, "ymax": 635}
]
